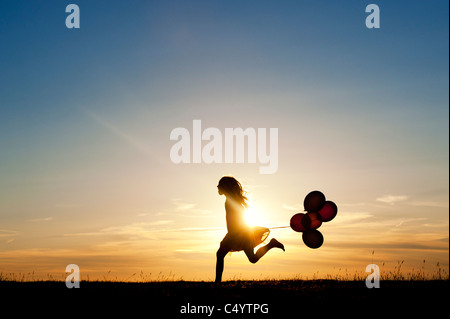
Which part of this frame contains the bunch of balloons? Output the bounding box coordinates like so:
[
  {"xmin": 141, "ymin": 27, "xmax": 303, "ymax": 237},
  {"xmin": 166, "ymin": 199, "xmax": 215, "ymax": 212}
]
[{"xmin": 290, "ymin": 191, "xmax": 338, "ymax": 249}]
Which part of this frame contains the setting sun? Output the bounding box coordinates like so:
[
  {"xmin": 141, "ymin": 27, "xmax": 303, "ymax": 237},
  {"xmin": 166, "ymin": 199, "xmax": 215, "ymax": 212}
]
[{"xmin": 245, "ymin": 203, "xmax": 266, "ymax": 227}]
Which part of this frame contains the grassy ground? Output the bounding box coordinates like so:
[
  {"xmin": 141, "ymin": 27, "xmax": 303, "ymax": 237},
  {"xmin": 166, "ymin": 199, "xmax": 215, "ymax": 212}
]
[{"xmin": 1, "ymin": 279, "xmax": 448, "ymax": 317}]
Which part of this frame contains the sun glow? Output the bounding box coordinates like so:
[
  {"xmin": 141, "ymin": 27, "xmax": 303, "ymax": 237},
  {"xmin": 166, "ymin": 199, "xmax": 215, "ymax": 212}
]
[{"xmin": 245, "ymin": 203, "xmax": 266, "ymax": 227}]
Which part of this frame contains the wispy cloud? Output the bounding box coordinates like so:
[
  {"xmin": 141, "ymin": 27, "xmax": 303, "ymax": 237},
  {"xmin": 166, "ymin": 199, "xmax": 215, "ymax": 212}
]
[
  {"xmin": 282, "ymin": 204, "xmax": 302, "ymax": 211},
  {"xmin": 409, "ymin": 201, "xmax": 449, "ymax": 208},
  {"xmin": 0, "ymin": 229, "xmax": 19, "ymax": 238},
  {"xmin": 83, "ymin": 109, "xmax": 158, "ymax": 160},
  {"xmin": 27, "ymin": 217, "xmax": 54, "ymax": 222},
  {"xmin": 170, "ymin": 198, "xmax": 197, "ymax": 212},
  {"xmin": 63, "ymin": 222, "xmax": 223, "ymax": 238},
  {"xmin": 332, "ymin": 212, "xmax": 374, "ymax": 225},
  {"xmin": 376, "ymin": 195, "xmax": 408, "ymax": 205},
  {"xmin": 63, "ymin": 220, "xmax": 175, "ymax": 238},
  {"xmin": 176, "ymin": 203, "xmax": 197, "ymax": 211},
  {"xmin": 167, "ymin": 199, "xmax": 214, "ymax": 217}
]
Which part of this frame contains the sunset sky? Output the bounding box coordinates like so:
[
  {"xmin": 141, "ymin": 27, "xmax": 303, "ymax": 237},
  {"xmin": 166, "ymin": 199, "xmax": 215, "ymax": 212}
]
[{"xmin": 0, "ymin": 0, "xmax": 448, "ymax": 281}]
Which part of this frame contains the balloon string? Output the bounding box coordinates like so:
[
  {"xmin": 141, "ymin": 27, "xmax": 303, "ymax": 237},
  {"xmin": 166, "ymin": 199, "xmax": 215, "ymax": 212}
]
[{"xmin": 268, "ymin": 225, "xmax": 290, "ymax": 229}]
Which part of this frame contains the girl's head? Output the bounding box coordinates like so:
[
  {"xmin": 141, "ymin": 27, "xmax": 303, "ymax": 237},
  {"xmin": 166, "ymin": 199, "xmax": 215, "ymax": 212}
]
[{"xmin": 217, "ymin": 176, "xmax": 248, "ymax": 208}]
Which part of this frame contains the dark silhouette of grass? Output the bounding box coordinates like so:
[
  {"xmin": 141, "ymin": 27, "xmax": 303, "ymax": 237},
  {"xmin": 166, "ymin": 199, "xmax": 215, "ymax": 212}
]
[
  {"xmin": 1, "ymin": 259, "xmax": 448, "ymax": 317},
  {"xmin": 1, "ymin": 279, "xmax": 448, "ymax": 317}
]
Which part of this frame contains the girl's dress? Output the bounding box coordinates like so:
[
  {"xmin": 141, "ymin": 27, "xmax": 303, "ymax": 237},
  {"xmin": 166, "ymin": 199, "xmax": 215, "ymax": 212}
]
[{"xmin": 220, "ymin": 199, "xmax": 270, "ymax": 252}]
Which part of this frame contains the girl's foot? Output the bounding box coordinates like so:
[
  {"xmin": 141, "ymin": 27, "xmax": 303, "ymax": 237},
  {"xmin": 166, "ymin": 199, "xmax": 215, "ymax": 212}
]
[{"xmin": 270, "ymin": 238, "xmax": 285, "ymax": 251}]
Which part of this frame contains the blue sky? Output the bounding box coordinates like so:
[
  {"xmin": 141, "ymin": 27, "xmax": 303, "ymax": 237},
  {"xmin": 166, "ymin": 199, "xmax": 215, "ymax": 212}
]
[{"xmin": 0, "ymin": 1, "xmax": 448, "ymax": 280}]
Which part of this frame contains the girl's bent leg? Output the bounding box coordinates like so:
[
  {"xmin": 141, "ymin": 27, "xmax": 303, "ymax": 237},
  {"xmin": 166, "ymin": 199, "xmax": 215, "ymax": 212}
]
[
  {"xmin": 244, "ymin": 245, "xmax": 270, "ymax": 264},
  {"xmin": 244, "ymin": 238, "xmax": 285, "ymax": 264}
]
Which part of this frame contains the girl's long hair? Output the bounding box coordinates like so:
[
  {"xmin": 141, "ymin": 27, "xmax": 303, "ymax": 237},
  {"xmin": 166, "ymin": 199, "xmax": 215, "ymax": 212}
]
[{"xmin": 218, "ymin": 176, "xmax": 248, "ymax": 208}]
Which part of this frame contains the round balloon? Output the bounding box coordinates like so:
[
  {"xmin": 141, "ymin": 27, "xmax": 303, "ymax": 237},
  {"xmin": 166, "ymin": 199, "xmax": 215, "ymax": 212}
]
[
  {"xmin": 301, "ymin": 212, "xmax": 323, "ymax": 230},
  {"xmin": 302, "ymin": 229, "xmax": 324, "ymax": 249},
  {"xmin": 318, "ymin": 201, "xmax": 338, "ymax": 222},
  {"xmin": 290, "ymin": 213, "xmax": 307, "ymax": 232},
  {"xmin": 303, "ymin": 191, "xmax": 326, "ymax": 212}
]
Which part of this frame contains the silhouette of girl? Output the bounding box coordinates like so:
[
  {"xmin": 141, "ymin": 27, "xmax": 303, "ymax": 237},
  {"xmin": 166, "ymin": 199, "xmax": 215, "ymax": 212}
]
[{"xmin": 215, "ymin": 176, "xmax": 285, "ymax": 283}]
